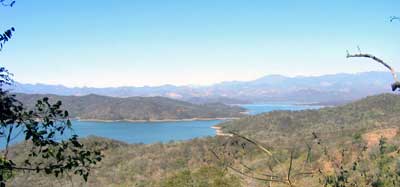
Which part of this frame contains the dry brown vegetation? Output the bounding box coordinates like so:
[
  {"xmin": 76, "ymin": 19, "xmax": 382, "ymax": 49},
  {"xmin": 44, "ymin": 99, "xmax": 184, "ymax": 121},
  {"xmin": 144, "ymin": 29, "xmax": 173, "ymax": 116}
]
[
  {"xmin": 4, "ymin": 93, "xmax": 400, "ymax": 186},
  {"xmin": 363, "ymin": 128, "xmax": 398, "ymax": 148}
]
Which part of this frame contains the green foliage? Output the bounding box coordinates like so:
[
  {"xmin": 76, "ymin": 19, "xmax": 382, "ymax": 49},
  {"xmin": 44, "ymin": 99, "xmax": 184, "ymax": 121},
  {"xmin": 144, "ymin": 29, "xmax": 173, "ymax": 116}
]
[
  {"xmin": 0, "ymin": 68, "xmax": 12, "ymax": 87},
  {"xmin": 0, "ymin": 67, "xmax": 102, "ymax": 185},
  {"xmin": 0, "ymin": 0, "xmax": 15, "ymax": 52},
  {"xmin": 4, "ymin": 94, "xmax": 400, "ymax": 187},
  {"xmin": 0, "ymin": 27, "xmax": 14, "ymax": 51},
  {"xmin": 162, "ymin": 170, "xmax": 193, "ymax": 187},
  {"xmin": 161, "ymin": 166, "xmax": 241, "ymax": 187},
  {"xmin": 219, "ymin": 94, "xmax": 400, "ymax": 148},
  {"xmin": 211, "ymin": 94, "xmax": 400, "ymax": 186},
  {"xmin": 352, "ymin": 132, "xmax": 362, "ymax": 143},
  {"xmin": 317, "ymin": 136, "xmax": 400, "ymax": 187}
]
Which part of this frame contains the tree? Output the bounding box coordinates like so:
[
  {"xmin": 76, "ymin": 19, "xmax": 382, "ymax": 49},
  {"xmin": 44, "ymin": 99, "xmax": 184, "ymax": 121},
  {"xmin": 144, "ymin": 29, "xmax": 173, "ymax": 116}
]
[
  {"xmin": 0, "ymin": 1, "xmax": 102, "ymax": 186},
  {"xmin": 0, "ymin": 71, "xmax": 102, "ymax": 185},
  {"xmin": 347, "ymin": 17, "xmax": 400, "ymax": 91}
]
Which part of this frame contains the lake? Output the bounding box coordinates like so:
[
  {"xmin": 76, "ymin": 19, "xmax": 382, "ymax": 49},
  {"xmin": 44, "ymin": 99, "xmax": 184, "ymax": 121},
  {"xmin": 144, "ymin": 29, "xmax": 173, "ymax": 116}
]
[
  {"xmin": 2, "ymin": 103, "xmax": 322, "ymax": 147},
  {"xmin": 240, "ymin": 103, "xmax": 322, "ymax": 115}
]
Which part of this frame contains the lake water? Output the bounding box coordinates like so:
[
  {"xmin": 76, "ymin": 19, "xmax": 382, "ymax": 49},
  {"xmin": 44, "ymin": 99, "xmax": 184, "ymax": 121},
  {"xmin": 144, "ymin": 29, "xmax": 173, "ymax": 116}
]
[
  {"xmin": 240, "ymin": 103, "xmax": 322, "ymax": 115},
  {"xmin": 68, "ymin": 120, "xmax": 220, "ymax": 144},
  {"xmin": 2, "ymin": 103, "xmax": 321, "ymax": 147}
]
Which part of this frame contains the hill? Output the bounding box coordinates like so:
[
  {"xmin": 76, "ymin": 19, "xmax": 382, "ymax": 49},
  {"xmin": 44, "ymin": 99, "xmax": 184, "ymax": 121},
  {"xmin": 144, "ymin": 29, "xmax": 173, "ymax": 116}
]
[
  {"xmin": 6, "ymin": 94, "xmax": 400, "ymax": 186},
  {"xmin": 8, "ymin": 71, "xmax": 397, "ymax": 104},
  {"xmin": 14, "ymin": 93, "xmax": 246, "ymax": 121},
  {"xmin": 218, "ymin": 93, "xmax": 400, "ymax": 144}
]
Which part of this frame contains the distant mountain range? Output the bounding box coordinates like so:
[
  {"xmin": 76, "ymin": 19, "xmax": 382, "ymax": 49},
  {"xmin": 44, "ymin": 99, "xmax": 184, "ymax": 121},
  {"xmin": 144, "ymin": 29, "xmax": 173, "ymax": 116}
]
[
  {"xmin": 15, "ymin": 93, "xmax": 245, "ymax": 121},
  {"xmin": 8, "ymin": 71, "xmax": 397, "ymax": 104}
]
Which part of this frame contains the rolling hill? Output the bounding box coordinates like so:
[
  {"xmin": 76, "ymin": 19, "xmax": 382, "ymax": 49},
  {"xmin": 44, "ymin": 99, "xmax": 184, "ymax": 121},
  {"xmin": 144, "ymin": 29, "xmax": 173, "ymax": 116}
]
[
  {"xmin": 218, "ymin": 93, "xmax": 400, "ymax": 145},
  {"xmin": 6, "ymin": 94, "xmax": 400, "ymax": 186},
  {"xmin": 15, "ymin": 93, "xmax": 246, "ymax": 121}
]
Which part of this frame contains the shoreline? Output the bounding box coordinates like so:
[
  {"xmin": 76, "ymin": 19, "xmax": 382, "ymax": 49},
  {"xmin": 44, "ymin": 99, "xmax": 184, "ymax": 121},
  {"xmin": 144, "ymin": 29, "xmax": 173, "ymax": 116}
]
[
  {"xmin": 74, "ymin": 117, "xmax": 241, "ymax": 123},
  {"xmin": 211, "ymin": 126, "xmax": 233, "ymax": 137}
]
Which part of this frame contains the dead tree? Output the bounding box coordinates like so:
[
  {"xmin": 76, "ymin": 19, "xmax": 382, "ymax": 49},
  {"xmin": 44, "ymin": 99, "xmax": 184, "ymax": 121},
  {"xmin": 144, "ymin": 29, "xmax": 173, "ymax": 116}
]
[
  {"xmin": 347, "ymin": 51, "xmax": 400, "ymax": 91},
  {"xmin": 347, "ymin": 17, "xmax": 399, "ymax": 91}
]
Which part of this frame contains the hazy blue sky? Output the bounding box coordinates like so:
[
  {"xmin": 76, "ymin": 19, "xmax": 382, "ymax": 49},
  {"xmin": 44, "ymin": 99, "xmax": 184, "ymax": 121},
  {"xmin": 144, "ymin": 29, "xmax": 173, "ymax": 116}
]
[{"xmin": 0, "ymin": 0, "xmax": 399, "ymax": 87}]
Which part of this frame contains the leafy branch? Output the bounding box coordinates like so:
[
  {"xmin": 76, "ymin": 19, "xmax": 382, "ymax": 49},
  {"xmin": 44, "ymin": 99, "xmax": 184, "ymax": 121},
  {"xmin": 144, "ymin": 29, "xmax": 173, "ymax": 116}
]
[
  {"xmin": 0, "ymin": 67, "xmax": 103, "ymax": 186},
  {"xmin": 0, "ymin": 27, "xmax": 15, "ymax": 51},
  {"xmin": 0, "ymin": 0, "xmax": 14, "ymax": 7}
]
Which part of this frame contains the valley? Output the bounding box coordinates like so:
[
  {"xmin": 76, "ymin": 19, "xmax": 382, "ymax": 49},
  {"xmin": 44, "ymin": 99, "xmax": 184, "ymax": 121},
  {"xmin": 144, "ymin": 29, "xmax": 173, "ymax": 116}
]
[{"xmin": 6, "ymin": 94, "xmax": 400, "ymax": 186}]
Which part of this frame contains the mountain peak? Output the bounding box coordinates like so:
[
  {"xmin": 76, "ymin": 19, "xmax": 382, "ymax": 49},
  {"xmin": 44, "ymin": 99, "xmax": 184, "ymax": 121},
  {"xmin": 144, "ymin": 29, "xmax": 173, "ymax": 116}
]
[
  {"xmin": 253, "ymin": 74, "xmax": 288, "ymax": 84},
  {"xmin": 9, "ymin": 71, "xmax": 394, "ymax": 104}
]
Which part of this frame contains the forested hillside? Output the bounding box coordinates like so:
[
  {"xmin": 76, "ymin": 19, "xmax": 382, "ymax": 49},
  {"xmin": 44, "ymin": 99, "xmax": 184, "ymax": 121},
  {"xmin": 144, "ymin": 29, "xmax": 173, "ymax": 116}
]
[
  {"xmin": 6, "ymin": 94, "xmax": 400, "ymax": 186},
  {"xmin": 14, "ymin": 93, "xmax": 245, "ymax": 121},
  {"xmin": 219, "ymin": 93, "xmax": 400, "ymax": 145}
]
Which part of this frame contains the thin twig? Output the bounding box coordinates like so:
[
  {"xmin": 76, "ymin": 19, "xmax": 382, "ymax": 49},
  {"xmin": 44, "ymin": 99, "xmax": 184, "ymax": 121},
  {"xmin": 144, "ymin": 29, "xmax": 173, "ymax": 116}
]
[
  {"xmin": 227, "ymin": 165, "xmax": 290, "ymax": 184},
  {"xmin": 292, "ymin": 171, "xmax": 317, "ymax": 177},
  {"xmin": 390, "ymin": 16, "xmax": 400, "ymax": 22},
  {"xmin": 210, "ymin": 149, "xmax": 286, "ymax": 183},
  {"xmin": 238, "ymin": 161, "xmax": 279, "ymax": 178},
  {"xmin": 287, "ymin": 150, "xmax": 294, "ymax": 186},
  {"xmin": 4, "ymin": 125, "xmax": 14, "ymax": 159},
  {"xmin": 229, "ymin": 132, "xmax": 281, "ymax": 164}
]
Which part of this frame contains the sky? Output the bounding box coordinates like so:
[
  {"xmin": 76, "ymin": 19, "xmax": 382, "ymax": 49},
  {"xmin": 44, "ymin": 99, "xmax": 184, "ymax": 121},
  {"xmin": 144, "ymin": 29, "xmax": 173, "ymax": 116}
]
[{"xmin": 0, "ymin": 0, "xmax": 399, "ymax": 87}]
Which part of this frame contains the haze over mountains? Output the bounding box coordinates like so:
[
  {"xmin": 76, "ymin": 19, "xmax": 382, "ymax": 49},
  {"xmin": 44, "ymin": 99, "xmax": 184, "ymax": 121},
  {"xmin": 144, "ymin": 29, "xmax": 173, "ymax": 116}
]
[{"xmin": 9, "ymin": 71, "xmax": 396, "ymax": 104}]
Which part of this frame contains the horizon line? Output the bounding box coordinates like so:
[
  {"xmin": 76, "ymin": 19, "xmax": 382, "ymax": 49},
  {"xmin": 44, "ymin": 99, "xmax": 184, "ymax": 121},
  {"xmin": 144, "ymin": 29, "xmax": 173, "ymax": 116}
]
[{"xmin": 10, "ymin": 70, "xmax": 393, "ymax": 89}]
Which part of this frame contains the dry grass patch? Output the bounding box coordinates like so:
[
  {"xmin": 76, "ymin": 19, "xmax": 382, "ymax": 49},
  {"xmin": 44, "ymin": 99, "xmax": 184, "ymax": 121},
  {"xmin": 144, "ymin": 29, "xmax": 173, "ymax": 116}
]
[{"xmin": 362, "ymin": 128, "xmax": 398, "ymax": 148}]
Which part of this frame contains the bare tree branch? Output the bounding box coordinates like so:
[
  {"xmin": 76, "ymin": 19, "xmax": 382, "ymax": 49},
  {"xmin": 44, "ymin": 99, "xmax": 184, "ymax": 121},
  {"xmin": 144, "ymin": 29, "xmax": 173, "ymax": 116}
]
[
  {"xmin": 229, "ymin": 132, "xmax": 276, "ymax": 160},
  {"xmin": 227, "ymin": 164, "xmax": 290, "ymax": 184},
  {"xmin": 390, "ymin": 16, "xmax": 399, "ymax": 22},
  {"xmin": 210, "ymin": 149, "xmax": 286, "ymax": 183},
  {"xmin": 211, "ymin": 133, "xmax": 316, "ymax": 187},
  {"xmin": 238, "ymin": 161, "xmax": 279, "ymax": 178},
  {"xmin": 287, "ymin": 150, "xmax": 294, "ymax": 186},
  {"xmin": 4, "ymin": 125, "xmax": 14, "ymax": 159},
  {"xmin": 346, "ymin": 52, "xmax": 400, "ymax": 91}
]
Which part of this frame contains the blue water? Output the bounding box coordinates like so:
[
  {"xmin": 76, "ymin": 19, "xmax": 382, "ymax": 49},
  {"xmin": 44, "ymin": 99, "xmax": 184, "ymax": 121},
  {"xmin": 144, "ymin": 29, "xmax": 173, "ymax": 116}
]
[
  {"xmin": 1, "ymin": 103, "xmax": 321, "ymax": 147},
  {"xmin": 69, "ymin": 120, "xmax": 220, "ymax": 144},
  {"xmin": 1, "ymin": 120, "xmax": 220, "ymax": 148},
  {"xmin": 240, "ymin": 103, "xmax": 322, "ymax": 115}
]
